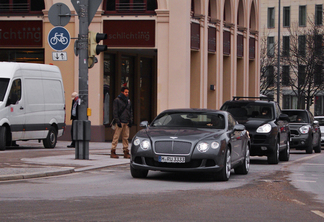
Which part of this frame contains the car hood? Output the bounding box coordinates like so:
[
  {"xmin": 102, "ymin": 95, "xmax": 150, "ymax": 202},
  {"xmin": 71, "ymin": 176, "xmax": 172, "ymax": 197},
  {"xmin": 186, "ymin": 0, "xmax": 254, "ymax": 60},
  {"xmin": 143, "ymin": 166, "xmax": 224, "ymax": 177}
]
[
  {"xmin": 136, "ymin": 127, "xmax": 224, "ymax": 142},
  {"xmin": 236, "ymin": 118, "xmax": 270, "ymax": 130}
]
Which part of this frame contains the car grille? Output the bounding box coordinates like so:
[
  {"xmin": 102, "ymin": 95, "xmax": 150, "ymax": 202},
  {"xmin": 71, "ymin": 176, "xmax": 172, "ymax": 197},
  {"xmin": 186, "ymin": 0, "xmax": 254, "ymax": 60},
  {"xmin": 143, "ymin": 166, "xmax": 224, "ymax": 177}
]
[
  {"xmin": 290, "ymin": 130, "xmax": 299, "ymax": 136},
  {"xmin": 154, "ymin": 141, "xmax": 192, "ymax": 154},
  {"xmin": 251, "ymin": 135, "xmax": 267, "ymax": 144}
]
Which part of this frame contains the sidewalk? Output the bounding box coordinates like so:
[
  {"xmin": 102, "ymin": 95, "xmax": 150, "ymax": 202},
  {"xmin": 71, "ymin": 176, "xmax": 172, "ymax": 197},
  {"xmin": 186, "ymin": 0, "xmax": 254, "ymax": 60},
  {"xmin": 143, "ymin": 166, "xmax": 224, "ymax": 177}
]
[{"xmin": 0, "ymin": 141, "xmax": 130, "ymax": 181}]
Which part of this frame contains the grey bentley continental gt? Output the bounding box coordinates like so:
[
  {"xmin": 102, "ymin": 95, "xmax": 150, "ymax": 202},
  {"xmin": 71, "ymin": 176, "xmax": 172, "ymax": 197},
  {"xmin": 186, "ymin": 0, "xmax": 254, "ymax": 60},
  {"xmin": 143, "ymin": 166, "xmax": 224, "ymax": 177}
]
[{"xmin": 130, "ymin": 109, "xmax": 250, "ymax": 181}]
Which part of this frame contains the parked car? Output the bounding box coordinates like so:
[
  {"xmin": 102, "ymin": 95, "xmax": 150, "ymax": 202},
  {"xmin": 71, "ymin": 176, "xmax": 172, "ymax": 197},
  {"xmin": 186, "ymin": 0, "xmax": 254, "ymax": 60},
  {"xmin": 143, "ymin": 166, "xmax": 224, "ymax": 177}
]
[
  {"xmin": 282, "ymin": 110, "xmax": 321, "ymax": 154},
  {"xmin": 220, "ymin": 97, "xmax": 290, "ymax": 164},
  {"xmin": 130, "ymin": 109, "xmax": 250, "ymax": 181},
  {"xmin": 314, "ymin": 116, "xmax": 324, "ymax": 146}
]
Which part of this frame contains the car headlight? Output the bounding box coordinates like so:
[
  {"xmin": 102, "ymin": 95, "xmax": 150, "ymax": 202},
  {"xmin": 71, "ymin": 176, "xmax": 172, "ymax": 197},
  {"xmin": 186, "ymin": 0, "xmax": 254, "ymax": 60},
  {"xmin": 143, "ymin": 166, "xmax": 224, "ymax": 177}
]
[
  {"xmin": 256, "ymin": 123, "xmax": 272, "ymax": 133},
  {"xmin": 300, "ymin": 126, "xmax": 310, "ymax": 134},
  {"xmin": 140, "ymin": 139, "xmax": 151, "ymax": 150},
  {"xmin": 197, "ymin": 142, "xmax": 209, "ymax": 153},
  {"xmin": 211, "ymin": 141, "xmax": 220, "ymax": 149},
  {"xmin": 133, "ymin": 138, "xmax": 140, "ymax": 146}
]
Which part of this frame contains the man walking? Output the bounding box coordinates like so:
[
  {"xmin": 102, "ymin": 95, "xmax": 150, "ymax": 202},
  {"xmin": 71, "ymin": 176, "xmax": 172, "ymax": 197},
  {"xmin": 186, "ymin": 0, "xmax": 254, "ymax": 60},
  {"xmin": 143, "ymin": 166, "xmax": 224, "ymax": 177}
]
[{"xmin": 111, "ymin": 86, "xmax": 133, "ymax": 158}]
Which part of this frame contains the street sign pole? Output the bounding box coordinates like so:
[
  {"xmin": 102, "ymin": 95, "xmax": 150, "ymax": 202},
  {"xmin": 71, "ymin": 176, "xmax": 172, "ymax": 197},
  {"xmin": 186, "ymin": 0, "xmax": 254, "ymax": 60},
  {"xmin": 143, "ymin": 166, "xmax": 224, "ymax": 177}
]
[{"xmin": 74, "ymin": 0, "xmax": 90, "ymax": 159}]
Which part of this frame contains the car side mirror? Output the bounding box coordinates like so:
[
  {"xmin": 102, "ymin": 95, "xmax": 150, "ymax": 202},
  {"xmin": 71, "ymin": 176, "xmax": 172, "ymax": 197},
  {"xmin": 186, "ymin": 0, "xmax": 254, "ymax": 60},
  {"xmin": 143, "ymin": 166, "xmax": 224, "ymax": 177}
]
[
  {"xmin": 233, "ymin": 124, "xmax": 245, "ymax": 131},
  {"xmin": 314, "ymin": 120, "xmax": 319, "ymax": 126},
  {"xmin": 279, "ymin": 114, "xmax": 289, "ymax": 122},
  {"xmin": 140, "ymin": 121, "xmax": 149, "ymax": 128}
]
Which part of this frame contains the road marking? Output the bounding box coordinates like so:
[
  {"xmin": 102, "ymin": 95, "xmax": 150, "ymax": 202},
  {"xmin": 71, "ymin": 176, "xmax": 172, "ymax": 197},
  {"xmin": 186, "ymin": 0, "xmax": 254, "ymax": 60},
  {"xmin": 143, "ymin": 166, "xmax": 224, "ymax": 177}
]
[
  {"xmin": 302, "ymin": 163, "xmax": 324, "ymax": 166},
  {"xmin": 311, "ymin": 210, "xmax": 324, "ymax": 219},
  {"xmin": 291, "ymin": 199, "xmax": 306, "ymax": 205}
]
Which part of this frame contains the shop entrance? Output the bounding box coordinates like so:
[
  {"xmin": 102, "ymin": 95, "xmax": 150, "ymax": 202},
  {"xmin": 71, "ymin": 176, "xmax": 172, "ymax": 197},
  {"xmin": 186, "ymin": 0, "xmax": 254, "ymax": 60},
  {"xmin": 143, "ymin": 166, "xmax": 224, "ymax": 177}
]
[{"xmin": 103, "ymin": 50, "xmax": 157, "ymax": 141}]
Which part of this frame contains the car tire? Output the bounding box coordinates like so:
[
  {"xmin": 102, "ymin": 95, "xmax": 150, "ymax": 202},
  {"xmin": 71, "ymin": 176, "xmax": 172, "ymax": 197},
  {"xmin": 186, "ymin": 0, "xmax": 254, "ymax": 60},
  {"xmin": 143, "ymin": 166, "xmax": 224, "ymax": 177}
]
[
  {"xmin": 314, "ymin": 137, "xmax": 321, "ymax": 153},
  {"xmin": 216, "ymin": 148, "xmax": 231, "ymax": 181},
  {"xmin": 306, "ymin": 136, "xmax": 313, "ymax": 154},
  {"xmin": 130, "ymin": 165, "xmax": 148, "ymax": 178},
  {"xmin": 0, "ymin": 126, "xmax": 6, "ymax": 151},
  {"xmin": 279, "ymin": 140, "xmax": 290, "ymax": 161},
  {"xmin": 268, "ymin": 141, "xmax": 279, "ymax": 164},
  {"xmin": 43, "ymin": 126, "xmax": 57, "ymax": 149},
  {"xmin": 234, "ymin": 144, "xmax": 250, "ymax": 175}
]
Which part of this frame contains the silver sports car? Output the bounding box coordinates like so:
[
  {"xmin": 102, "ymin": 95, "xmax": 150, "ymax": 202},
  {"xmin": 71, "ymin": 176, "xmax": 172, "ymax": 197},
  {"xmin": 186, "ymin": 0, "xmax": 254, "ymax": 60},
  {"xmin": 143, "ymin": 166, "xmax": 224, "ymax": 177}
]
[{"xmin": 130, "ymin": 109, "xmax": 250, "ymax": 181}]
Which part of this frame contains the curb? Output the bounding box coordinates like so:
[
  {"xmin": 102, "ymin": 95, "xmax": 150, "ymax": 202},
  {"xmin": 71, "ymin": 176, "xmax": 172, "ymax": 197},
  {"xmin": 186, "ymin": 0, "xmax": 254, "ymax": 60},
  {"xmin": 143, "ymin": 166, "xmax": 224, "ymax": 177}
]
[{"xmin": 0, "ymin": 168, "xmax": 75, "ymax": 182}]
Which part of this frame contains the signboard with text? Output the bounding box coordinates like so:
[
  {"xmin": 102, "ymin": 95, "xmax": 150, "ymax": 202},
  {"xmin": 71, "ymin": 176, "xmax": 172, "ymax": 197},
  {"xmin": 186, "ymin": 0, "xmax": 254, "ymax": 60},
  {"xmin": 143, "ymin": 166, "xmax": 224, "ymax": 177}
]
[
  {"xmin": 0, "ymin": 21, "xmax": 42, "ymax": 47},
  {"xmin": 103, "ymin": 20, "xmax": 155, "ymax": 47}
]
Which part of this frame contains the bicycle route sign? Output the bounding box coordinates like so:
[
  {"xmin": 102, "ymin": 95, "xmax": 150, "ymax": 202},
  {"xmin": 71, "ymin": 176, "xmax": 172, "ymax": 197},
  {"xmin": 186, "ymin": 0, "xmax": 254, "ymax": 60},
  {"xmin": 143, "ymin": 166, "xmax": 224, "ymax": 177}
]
[{"xmin": 47, "ymin": 26, "xmax": 71, "ymax": 51}]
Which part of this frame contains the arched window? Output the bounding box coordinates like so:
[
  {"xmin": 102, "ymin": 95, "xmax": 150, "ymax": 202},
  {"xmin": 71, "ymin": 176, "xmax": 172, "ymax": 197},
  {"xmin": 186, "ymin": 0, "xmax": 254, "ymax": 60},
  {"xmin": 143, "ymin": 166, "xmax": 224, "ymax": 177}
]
[
  {"xmin": 223, "ymin": 0, "xmax": 231, "ymax": 23},
  {"xmin": 250, "ymin": 1, "xmax": 257, "ymax": 30},
  {"xmin": 237, "ymin": 0, "xmax": 244, "ymax": 27},
  {"xmin": 0, "ymin": 0, "xmax": 45, "ymax": 14},
  {"xmin": 103, "ymin": 0, "xmax": 157, "ymax": 14}
]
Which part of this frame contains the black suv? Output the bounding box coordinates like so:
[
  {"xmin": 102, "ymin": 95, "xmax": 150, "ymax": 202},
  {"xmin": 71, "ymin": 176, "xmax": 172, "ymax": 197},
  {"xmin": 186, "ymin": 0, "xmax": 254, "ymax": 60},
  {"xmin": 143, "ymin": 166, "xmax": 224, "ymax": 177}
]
[
  {"xmin": 282, "ymin": 109, "xmax": 321, "ymax": 154},
  {"xmin": 220, "ymin": 97, "xmax": 290, "ymax": 164}
]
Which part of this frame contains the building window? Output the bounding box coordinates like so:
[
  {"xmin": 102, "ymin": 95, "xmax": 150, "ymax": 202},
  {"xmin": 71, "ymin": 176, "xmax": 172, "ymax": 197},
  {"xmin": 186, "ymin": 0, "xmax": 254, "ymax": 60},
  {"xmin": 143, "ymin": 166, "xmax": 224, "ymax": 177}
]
[
  {"xmin": 298, "ymin": 35, "xmax": 306, "ymax": 56},
  {"xmin": 282, "ymin": 66, "xmax": 290, "ymax": 86},
  {"xmin": 315, "ymin": 5, "xmax": 323, "ymax": 26},
  {"xmin": 299, "ymin": 5, "xmax": 307, "ymax": 27},
  {"xmin": 0, "ymin": 0, "xmax": 44, "ymax": 14},
  {"xmin": 283, "ymin": 6, "xmax": 290, "ymax": 27},
  {"xmin": 267, "ymin": 66, "xmax": 274, "ymax": 87},
  {"xmin": 298, "ymin": 65, "xmax": 306, "ymax": 86},
  {"xmin": 268, "ymin": 7, "xmax": 275, "ymax": 28},
  {"xmin": 104, "ymin": 0, "xmax": 157, "ymax": 14},
  {"xmin": 315, "ymin": 35, "xmax": 323, "ymax": 56},
  {"xmin": 267, "ymin": 36, "xmax": 275, "ymax": 57},
  {"xmin": 314, "ymin": 64, "xmax": 322, "ymax": 85},
  {"xmin": 282, "ymin": 36, "xmax": 290, "ymax": 57}
]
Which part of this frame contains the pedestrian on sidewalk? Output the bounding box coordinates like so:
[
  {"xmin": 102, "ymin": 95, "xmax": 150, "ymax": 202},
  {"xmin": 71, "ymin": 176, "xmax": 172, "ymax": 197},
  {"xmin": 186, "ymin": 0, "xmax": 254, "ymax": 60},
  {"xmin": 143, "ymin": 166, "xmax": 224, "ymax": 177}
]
[
  {"xmin": 67, "ymin": 92, "xmax": 79, "ymax": 148},
  {"xmin": 110, "ymin": 86, "xmax": 133, "ymax": 158}
]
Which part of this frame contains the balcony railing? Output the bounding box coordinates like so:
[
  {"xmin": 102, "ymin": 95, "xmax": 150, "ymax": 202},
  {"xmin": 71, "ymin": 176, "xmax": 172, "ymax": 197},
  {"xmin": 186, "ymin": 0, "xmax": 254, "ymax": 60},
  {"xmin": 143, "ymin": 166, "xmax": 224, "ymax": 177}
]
[
  {"xmin": 116, "ymin": 3, "xmax": 146, "ymax": 12},
  {"xmin": 0, "ymin": 3, "xmax": 29, "ymax": 12}
]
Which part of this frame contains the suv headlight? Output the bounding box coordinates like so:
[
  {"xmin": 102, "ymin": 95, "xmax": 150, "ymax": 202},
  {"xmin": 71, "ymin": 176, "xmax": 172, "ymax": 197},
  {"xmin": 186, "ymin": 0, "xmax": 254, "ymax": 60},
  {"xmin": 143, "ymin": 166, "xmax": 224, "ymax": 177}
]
[
  {"xmin": 256, "ymin": 123, "xmax": 272, "ymax": 133},
  {"xmin": 299, "ymin": 126, "xmax": 310, "ymax": 134}
]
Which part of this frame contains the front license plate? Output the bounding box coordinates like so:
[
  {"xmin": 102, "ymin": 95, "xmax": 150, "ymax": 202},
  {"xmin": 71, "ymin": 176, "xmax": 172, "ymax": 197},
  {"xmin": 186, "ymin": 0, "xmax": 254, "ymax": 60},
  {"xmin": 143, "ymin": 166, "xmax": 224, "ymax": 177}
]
[{"xmin": 158, "ymin": 156, "xmax": 185, "ymax": 163}]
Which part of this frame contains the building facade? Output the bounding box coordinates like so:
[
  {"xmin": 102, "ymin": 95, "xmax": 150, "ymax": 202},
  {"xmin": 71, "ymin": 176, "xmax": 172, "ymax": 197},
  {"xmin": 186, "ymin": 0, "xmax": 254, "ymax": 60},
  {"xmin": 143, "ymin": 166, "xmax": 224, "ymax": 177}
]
[
  {"xmin": 260, "ymin": 0, "xmax": 324, "ymax": 115},
  {"xmin": 0, "ymin": 0, "xmax": 260, "ymax": 141}
]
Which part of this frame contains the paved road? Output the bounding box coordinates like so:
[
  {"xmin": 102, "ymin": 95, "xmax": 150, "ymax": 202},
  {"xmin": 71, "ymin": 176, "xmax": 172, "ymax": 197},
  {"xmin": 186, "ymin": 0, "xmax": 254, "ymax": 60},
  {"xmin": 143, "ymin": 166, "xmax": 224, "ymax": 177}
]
[{"xmin": 0, "ymin": 141, "xmax": 324, "ymax": 221}]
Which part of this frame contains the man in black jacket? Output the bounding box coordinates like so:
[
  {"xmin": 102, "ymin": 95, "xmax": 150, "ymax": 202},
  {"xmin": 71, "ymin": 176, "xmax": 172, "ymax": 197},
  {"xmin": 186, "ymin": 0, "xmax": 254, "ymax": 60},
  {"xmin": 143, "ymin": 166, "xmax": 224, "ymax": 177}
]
[
  {"xmin": 67, "ymin": 92, "xmax": 79, "ymax": 148},
  {"xmin": 111, "ymin": 86, "xmax": 133, "ymax": 158}
]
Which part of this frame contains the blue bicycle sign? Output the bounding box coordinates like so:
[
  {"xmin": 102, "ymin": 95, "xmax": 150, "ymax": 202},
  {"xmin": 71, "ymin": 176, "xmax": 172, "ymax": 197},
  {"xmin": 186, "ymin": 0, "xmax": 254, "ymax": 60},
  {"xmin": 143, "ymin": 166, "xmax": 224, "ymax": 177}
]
[{"xmin": 48, "ymin": 27, "xmax": 70, "ymax": 51}]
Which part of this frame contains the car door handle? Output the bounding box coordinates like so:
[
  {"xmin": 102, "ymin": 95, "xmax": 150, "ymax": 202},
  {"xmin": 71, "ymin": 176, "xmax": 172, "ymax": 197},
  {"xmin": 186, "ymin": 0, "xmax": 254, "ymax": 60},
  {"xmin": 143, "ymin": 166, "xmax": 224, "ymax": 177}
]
[{"xmin": 20, "ymin": 106, "xmax": 24, "ymax": 110}]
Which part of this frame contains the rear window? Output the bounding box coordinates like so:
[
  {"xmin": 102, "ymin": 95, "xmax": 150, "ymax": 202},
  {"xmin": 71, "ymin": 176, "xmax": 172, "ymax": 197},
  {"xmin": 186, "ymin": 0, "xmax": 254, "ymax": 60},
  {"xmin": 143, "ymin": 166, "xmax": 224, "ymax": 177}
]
[
  {"xmin": 0, "ymin": 78, "xmax": 10, "ymax": 102},
  {"xmin": 221, "ymin": 102, "xmax": 274, "ymax": 120}
]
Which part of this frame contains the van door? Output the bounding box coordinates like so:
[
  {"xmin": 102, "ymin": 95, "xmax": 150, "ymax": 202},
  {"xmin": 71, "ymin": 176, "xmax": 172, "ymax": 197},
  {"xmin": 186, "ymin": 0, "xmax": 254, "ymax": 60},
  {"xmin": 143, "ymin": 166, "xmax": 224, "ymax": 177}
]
[
  {"xmin": 24, "ymin": 76, "xmax": 45, "ymax": 139},
  {"xmin": 6, "ymin": 78, "xmax": 25, "ymax": 141}
]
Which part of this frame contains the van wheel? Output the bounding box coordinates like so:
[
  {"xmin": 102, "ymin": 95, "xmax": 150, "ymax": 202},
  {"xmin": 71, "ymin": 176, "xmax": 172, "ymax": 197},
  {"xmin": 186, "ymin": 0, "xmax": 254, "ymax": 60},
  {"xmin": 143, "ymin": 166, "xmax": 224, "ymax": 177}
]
[
  {"xmin": 43, "ymin": 126, "xmax": 57, "ymax": 149},
  {"xmin": 0, "ymin": 126, "xmax": 7, "ymax": 151}
]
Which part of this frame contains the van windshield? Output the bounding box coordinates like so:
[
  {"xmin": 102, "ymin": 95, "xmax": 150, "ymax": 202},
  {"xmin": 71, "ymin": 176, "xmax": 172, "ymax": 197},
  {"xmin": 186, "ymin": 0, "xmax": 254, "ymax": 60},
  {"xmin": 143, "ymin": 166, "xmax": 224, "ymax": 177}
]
[{"xmin": 0, "ymin": 78, "xmax": 10, "ymax": 102}]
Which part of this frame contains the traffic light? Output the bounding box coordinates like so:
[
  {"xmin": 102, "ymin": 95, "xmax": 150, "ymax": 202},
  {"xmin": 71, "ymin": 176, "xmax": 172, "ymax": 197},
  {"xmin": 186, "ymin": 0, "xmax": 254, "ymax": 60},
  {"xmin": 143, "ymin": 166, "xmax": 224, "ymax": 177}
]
[{"xmin": 88, "ymin": 31, "xmax": 107, "ymax": 68}]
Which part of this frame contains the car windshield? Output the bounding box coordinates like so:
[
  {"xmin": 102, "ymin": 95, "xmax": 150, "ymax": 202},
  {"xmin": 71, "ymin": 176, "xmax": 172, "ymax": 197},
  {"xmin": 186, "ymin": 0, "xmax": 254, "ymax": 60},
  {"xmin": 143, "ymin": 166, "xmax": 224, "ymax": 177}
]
[
  {"xmin": 222, "ymin": 102, "xmax": 274, "ymax": 120},
  {"xmin": 0, "ymin": 78, "xmax": 10, "ymax": 102},
  {"xmin": 151, "ymin": 112, "xmax": 225, "ymax": 129},
  {"xmin": 282, "ymin": 111, "xmax": 308, "ymax": 123},
  {"xmin": 315, "ymin": 117, "xmax": 324, "ymax": 126}
]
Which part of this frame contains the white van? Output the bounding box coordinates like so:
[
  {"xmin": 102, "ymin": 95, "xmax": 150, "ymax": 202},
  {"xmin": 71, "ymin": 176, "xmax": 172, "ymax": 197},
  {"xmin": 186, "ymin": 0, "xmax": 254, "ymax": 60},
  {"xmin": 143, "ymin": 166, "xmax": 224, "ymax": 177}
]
[{"xmin": 0, "ymin": 62, "xmax": 65, "ymax": 150}]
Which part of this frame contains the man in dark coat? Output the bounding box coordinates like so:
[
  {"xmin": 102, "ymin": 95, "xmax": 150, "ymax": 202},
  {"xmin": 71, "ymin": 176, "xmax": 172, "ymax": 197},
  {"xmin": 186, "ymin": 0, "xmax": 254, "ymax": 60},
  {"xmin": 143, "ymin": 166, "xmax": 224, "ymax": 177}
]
[
  {"xmin": 67, "ymin": 92, "xmax": 79, "ymax": 148},
  {"xmin": 110, "ymin": 86, "xmax": 133, "ymax": 158}
]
